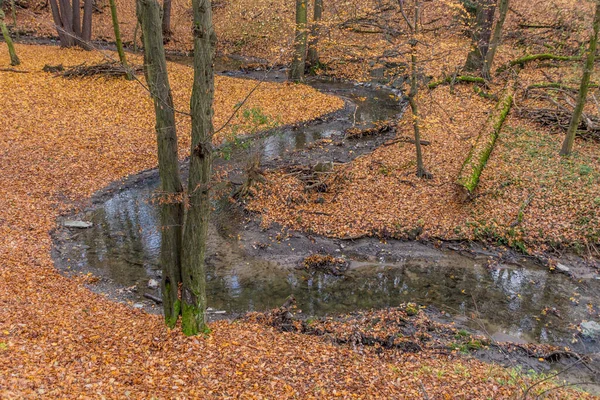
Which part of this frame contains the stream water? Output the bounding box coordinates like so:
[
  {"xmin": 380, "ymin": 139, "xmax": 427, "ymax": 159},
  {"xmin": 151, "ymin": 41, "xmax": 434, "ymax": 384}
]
[{"xmin": 53, "ymin": 71, "xmax": 600, "ymax": 365}]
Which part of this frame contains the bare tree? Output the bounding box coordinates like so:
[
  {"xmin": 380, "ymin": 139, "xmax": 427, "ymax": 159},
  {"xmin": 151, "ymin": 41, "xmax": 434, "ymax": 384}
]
[
  {"xmin": 399, "ymin": 0, "xmax": 432, "ymax": 179},
  {"xmin": 561, "ymin": 0, "xmax": 600, "ymax": 156},
  {"xmin": 137, "ymin": 0, "xmax": 184, "ymax": 328}
]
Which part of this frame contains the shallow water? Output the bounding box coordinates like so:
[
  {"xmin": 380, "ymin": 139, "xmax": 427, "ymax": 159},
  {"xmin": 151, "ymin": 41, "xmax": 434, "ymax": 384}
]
[{"xmin": 54, "ymin": 73, "xmax": 600, "ymax": 358}]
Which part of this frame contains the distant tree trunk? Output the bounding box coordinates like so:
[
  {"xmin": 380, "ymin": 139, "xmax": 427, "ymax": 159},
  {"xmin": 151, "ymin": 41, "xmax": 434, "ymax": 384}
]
[
  {"xmin": 162, "ymin": 0, "xmax": 172, "ymax": 40},
  {"xmin": 289, "ymin": 0, "xmax": 308, "ymax": 82},
  {"xmin": 81, "ymin": 0, "xmax": 93, "ymax": 44},
  {"xmin": 561, "ymin": 0, "xmax": 600, "ymax": 156},
  {"xmin": 0, "ymin": 6, "xmax": 19, "ymax": 65},
  {"xmin": 306, "ymin": 0, "xmax": 322, "ymax": 70},
  {"xmin": 137, "ymin": 0, "xmax": 184, "ymax": 327},
  {"xmin": 404, "ymin": 0, "xmax": 432, "ymax": 179},
  {"xmin": 10, "ymin": 0, "xmax": 16, "ymax": 27},
  {"xmin": 109, "ymin": 0, "xmax": 131, "ymax": 79},
  {"xmin": 464, "ymin": 0, "xmax": 496, "ymax": 73},
  {"xmin": 72, "ymin": 0, "xmax": 81, "ymax": 37},
  {"xmin": 482, "ymin": 0, "xmax": 509, "ymax": 79},
  {"xmin": 48, "ymin": 0, "xmax": 93, "ymax": 48},
  {"xmin": 180, "ymin": 0, "xmax": 217, "ymax": 336}
]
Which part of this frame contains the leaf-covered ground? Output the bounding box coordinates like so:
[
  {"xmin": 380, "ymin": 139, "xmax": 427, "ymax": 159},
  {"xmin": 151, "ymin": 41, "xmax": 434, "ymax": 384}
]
[{"xmin": 0, "ymin": 45, "xmax": 594, "ymax": 398}]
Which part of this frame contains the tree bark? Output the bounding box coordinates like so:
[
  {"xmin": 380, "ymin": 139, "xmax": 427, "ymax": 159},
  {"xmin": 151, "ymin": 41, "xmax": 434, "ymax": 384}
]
[
  {"xmin": 0, "ymin": 7, "xmax": 19, "ymax": 66},
  {"xmin": 162, "ymin": 0, "xmax": 172, "ymax": 40},
  {"xmin": 109, "ymin": 0, "xmax": 131, "ymax": 79},
  {"xmin": 483, "ymin": 0, "xmax": 509, "ymax": 79},
  {"xmin": 464, "ymin": 0, "xmax": 496, "ymax": 73},
  {"xmin": 289, "ymin": 0, "xmax": 308, "ymax": 82},
  {"xmin": 137, "ymin": 0, "xmax": 184, "ymax": 328},
  {"xmin": 561, "ymin": 0, "xmax": 600, "ymax": 156},
  {"xmin": 181, "ymin": 0, "xmax": 216, "ymax": 336},
  {"xmin": 307, "ymin": 0, "xmax": 322, "ymax": 69},
  {"xmin": 81, "ymin": 0, "xmax": 93, "ymax": 45},
  {"xmin": 72, "ymin": 0, "xmax": 81, "ymax": 37}
]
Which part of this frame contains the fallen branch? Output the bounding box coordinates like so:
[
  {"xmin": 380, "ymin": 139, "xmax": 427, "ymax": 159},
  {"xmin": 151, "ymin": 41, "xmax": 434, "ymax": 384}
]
[
  {"xmin": 382, "ymin": 137, "xmax": 431, "ymax": 146},
  {"xmin": 497, "ymin": 53, "xmax": 581, "ymax": 73},
  {"xmin": 456, "ymin": 79, "xmax": 517, "ymax": 199},
  {"xmin": 0, "ymin": 67, "xmax": 29, "ymax": 73},
  {"xmin": 526, "ymin": 82, "xmax": 598, "ymax": 93},
  {"xmin": 428, "ymin": 75, "xmax": 485, "ymax": 90},
  {"xmin": 60, "ymin": 62, "xmax": 143, "ymax": 79},
  {"xmin": 143, "ymin": 293, "xmax": 163, "ymax": 304}
]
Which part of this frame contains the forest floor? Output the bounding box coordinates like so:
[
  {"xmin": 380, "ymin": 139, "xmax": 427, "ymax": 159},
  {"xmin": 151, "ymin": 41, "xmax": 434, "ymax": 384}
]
[
  {"xmin": 0, "ymin": 44, "xmax": 597, "ymax": 398},
  {"xmin": 7, "ymin": 0, "xmax": 600, "ymax": 257}
]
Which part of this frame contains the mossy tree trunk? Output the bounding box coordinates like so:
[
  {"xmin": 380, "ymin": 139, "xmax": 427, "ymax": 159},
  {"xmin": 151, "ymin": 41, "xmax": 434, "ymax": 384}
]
[
  {"xmin": 307, "ymin": 0, "xmax": 322, "ymax": 69},
  {"xmin": 180, "ymin": 0, "xmax": 217, "ymax": 336},
  {"xmin": 0, "ymin": 4, "xmax": 19, "ymax": 66},
  {"xmin": 464, "ymin": 0, "xmax": 496, "ymax": 73},
  {"xmin": 482, "ymin": 0, "xmax": 509, "ymax": 79},
  {"xmin": 289, "ymin": 0, "xmax": 308, "ymax": 82},
  {"xmin": 137, "ymin": 0, "xmax": 184, "ymax": 328},
  {"xmin": 109, "ymin": 0, "xmax": 131, "ymax": 80},
  {"xmin": 457, "ymin": 79, "xmax": 516, "ymax": 197},
  {"xmin": 560, "ymin": 0, "xmax": 600, "ymax": 156}
]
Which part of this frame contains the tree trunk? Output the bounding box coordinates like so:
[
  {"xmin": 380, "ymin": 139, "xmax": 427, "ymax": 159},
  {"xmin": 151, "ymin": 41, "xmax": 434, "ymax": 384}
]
[
  {"xmin": 162, "ymin": 0, "xmax": 172, "ymax": 40},
  {"xmin": 482, "ymin": 0, "xmax": 509, "ymax": 79},
  {"xmin": 72, "ymin": 0, "xmax": 81, "ymax": 37},
  {"xmin": 137, "ymin": 0, "xmax": 184, "ymax": 327},
  {"xmin": 307, "ymin": 0, "xmax": 322, "ymax": 69},
  {"xmin": 464, "ymin": 0, "xmax": 496, "ymax": 73},
  {"xmin": 109, "ymin": 0, "xmax": 131, "ymax": 79},
  {"xmin": 561, "ymin": 0, "xmax": 600, "ymax": 156},
  {"xmin": 407, "ymin": 0, "xmax": 431, "ymax": 179},
  {"xmin": 81, "ymin": 0, "xmax": 93, "ymax": 46},
  {"xmin": 49, "ymin": 0, "xmax": 71, "ymax": 46},
  {"xmin": 457, "ymin": 78, "xmax": 516, "ymax": 197},
  {"xmin": 0, "ymin": 7, "xmax": 19, "ymax": 66},
  {"xmin": 181, "ymin": 0, "xmax": 217, "ymax": 336},
  {"xmin": 289, "ymin": 0, "xmax": 308, "ymax": 82}
]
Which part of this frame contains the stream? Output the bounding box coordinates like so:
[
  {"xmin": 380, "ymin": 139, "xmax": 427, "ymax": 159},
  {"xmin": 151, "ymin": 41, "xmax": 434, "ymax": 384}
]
[{"xmin": 52, "ymin": 65, "xmax": 600, "ymax": 391}]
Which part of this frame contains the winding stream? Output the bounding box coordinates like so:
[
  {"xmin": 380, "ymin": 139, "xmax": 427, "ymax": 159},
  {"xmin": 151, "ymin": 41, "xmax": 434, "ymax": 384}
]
[{"xmin": 53, "ymin": 70, "xmax": 600, "ymax": 363}]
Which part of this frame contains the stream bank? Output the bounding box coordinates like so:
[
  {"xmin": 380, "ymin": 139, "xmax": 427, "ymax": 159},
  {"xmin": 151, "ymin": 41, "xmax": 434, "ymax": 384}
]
[{"xmin": 50, "ymin": 60, "xmax": 600, "ymax": 394}]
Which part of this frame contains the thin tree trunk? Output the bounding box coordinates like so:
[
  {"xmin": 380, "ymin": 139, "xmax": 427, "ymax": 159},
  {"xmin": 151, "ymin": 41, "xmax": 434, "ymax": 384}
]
[
  {"xmin": 464, "ymin": 0, "xmax": 496, "ymax": 73},
  {"xmin": 10, "ymin": 0, "xmax": 16, "ymax": 28},
  {"xmin": 72, "ymin": 0, "xmax": 81, "ymax": 37},
  {"xmin": 137, "ymin": 0, "xmax": 184, "ymax": 327},
  {"xmin": 109, "ymin": 0, "xmax": 131, "ymax": 79},
  {"xmin": 307, "ymin": 0, "xmax": 322, "ymax": 69},
  {"xmin": 181, "ymin": 0, "xmax": 216, "ymax": 336},
  {"xmin": 483, "ymin": 0, "xmax": 509, "ymax": 79},
  {"xmin": 289, "ymin": 0, "xmax": 308, "ymax": 82},
  {"xmin": 162, "ymin": 0, "xmax": 172, "ymax": 40},
  {"xmin": 407, "ymin": 0, "xmax": 431, "ymax": 179},
  {"xmin": 561, "ymin": 0, "xmax": 600, "ymax": 156},
  {"xmin": 0, "ymin": 7, "xmax": 19, "ymax": 65},
  {"xmin": 81, "ymin": 0, "xmax": 93, "ymax": 47}
]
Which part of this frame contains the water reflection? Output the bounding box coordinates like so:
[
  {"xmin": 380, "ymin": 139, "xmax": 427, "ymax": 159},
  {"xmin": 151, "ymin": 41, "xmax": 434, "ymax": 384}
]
[{"xmin": 64, "ymin": 182, "xmax": 600, "ymax": 353}]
